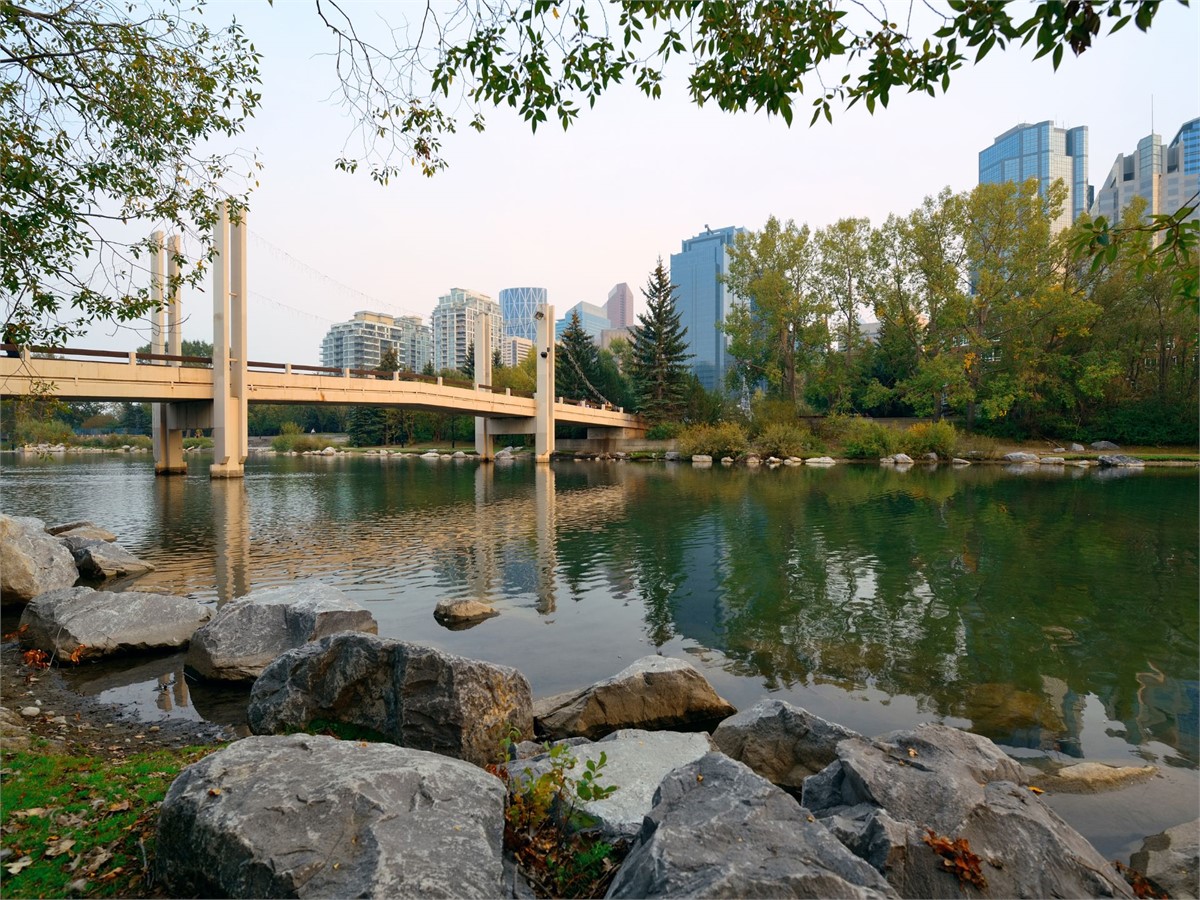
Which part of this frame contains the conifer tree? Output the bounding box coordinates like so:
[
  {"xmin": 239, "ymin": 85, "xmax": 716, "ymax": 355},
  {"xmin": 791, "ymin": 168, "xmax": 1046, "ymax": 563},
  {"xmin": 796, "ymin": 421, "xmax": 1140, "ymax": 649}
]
[
  {"xmin": 556, "ymin": 310, "xmax": 603, "ymax": 401},
  {"xmin": 631, "ymin": 259, "xmax": 692, "ymax": 421}
]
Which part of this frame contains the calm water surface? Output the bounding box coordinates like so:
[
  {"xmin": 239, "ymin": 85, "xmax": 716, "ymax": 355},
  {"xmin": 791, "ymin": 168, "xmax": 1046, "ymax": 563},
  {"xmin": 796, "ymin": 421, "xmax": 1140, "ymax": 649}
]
[{"xmin": 2, "ymin": 452, "xmax": 1196, "ymax": 857}]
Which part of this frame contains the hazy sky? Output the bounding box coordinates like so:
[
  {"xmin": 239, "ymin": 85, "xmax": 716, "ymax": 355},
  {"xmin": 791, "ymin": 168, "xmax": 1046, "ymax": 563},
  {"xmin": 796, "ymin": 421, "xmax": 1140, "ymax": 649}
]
[{"xmin": 83, "ymin": 0, "xmax": 1200, "ymax": 364}]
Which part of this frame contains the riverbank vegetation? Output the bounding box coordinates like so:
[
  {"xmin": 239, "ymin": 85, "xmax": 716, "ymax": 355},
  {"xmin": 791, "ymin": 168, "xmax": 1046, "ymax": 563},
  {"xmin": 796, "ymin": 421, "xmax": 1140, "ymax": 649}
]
[{"xmin": 1, "ymin": 739, "xmax": 216, "ymax": 898}]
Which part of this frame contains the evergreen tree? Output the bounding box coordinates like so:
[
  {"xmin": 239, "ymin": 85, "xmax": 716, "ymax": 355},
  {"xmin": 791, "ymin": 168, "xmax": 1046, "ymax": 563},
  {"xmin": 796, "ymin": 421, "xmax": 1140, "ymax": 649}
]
[
  {"xmin": 556, "ymin": 310, "xmax": 604, "ymax": 402},
  {"xmin": 630, "ymin": 259, "xmax": 692, "ymax": 421},
  {"xmin": 462, "ymin": 342, "xmax": 475, "ymax": 380}
]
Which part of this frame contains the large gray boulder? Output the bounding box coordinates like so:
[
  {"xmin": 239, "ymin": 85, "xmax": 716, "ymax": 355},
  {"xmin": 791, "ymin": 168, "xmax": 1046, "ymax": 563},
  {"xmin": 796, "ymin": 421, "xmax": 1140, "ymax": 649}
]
[
  {"xmin": 1130, "ymin": 819, "xmax": 1199, "ymax": 900},
  {"xmin": 248, "ymin": 633, "xmax": 532, "ymax": 768},
  {"xmin": 713, "ymin": 700, "xmax": 860, "ymax": 792},
  {"xmin": 64, "ymin": 538, "xmax": 156, "ymax": 579},
  {"xmin": 1091, "ymin": 440, "xmax": 1121, "ymax": 450},
  {"xmin": 1001, "ymin": 451, "xmax": 1039, "ymax": 463},
  {"xmin": 534, "ymin": 656, "xmax": 736, "ymax": 741},
  {"xmin": 186, "ymin": 583, "xmax": 377, "ymax": 681},
  {"xmin": 0, "ymin": 514, "xmax": 78, "ymax": 604},
  {"xmin": 1098, "ymin": 454, "xmax": 1145, "ymax": 467},
  {"xmin": 803, "ymin": 724, "xmax": 1133, "ymax": 898},
  {"xmin": 607, "ymin": 752, "xmax": 896, "ymax": 898},
  {"xmin": 18, "ymin": 586, "xmax": 210, "ymax": 661},
  {"xmin": 156, "ymin": 734, "xmax": 505, "ymax": 899},
  {"xmin": 512, "ymin": 729, "xmax": 713, "ymax": 840}
]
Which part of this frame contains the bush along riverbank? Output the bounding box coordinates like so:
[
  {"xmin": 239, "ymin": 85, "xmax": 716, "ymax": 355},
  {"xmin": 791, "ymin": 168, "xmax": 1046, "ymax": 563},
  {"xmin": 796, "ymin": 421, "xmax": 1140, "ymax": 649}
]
[{"xmin": 3, "ymin": 517, "xmax": 1197, "ymax": 898}]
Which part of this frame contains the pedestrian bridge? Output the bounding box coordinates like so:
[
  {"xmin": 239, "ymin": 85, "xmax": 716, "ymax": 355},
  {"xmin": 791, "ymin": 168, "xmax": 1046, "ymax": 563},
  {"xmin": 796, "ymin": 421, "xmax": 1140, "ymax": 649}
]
[
  {"xmin": 0, "ymin": 206, "xmax": 643, "ymax": 477},
  {"xmin": 0, "ymin": 345, "xmax": 644, "ymax": 473}
]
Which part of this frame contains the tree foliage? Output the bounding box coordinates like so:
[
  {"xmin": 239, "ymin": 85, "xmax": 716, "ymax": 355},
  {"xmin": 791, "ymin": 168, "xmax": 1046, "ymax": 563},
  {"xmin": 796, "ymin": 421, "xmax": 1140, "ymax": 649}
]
[
  {"xmin": 2, "ymin": 0, "xmax": 263, "ymax": 347},
  {"xmin": 630, "ymin": 258, "xmax": 690, "ymax": 422},
  {"xmin": 315, "ymin": 0, "xmax": 1179, "ymax": 182},
  {"xmin": 555, "ymin": 310, "xmax": 604, "ymax": 402}
]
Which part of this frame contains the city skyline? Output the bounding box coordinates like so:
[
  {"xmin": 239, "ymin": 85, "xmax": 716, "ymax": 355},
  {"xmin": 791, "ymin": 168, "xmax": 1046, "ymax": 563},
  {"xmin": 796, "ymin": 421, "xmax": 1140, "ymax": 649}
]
[{"xmin": 68, "ymin": 1, "xmax": 1199, "ymax": 366}]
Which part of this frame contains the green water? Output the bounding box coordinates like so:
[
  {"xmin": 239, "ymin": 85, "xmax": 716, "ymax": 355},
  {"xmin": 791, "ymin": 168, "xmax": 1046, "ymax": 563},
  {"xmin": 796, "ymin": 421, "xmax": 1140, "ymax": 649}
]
[{"xmin": 2, "ymin": 453, "xmax": 1196, "ymax": 855}]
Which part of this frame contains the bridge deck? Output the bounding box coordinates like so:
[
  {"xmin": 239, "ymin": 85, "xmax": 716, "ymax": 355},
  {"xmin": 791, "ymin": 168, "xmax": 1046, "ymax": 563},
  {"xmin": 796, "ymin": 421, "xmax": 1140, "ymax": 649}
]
[{"xmin": 0, "ymin": 349, "xmax": 642, "ymax": 430}]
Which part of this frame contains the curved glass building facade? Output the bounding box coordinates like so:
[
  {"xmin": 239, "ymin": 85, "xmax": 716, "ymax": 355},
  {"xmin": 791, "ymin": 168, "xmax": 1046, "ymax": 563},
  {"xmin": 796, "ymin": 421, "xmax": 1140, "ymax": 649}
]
[{"xmin": 500, "ymin": 287, "xmax": 548, "ymax": 342}]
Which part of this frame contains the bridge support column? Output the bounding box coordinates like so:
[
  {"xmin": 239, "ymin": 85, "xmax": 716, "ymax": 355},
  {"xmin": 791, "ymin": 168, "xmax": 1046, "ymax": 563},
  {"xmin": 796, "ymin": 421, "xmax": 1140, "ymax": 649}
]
[
  {"xmin": 153, "ymin": 232, "xmax": 187, "ymax": 476},
  {"xmin": 210, "ymin": 203, "xmax": 249, "ymax": 479},
  {"xmin": 474, "ymin": 310, "xmax": 494, "ymax": 460},
  {"xmin": 534, "ymin": 303, "xmax": 555, "ymax": 462}
]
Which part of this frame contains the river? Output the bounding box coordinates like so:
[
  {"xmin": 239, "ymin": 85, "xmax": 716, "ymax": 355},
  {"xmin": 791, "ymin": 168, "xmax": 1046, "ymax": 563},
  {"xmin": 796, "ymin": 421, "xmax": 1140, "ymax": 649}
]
[{"xmin": 2, "ymin": 451, "xmax": 1196, "ymax": 858}]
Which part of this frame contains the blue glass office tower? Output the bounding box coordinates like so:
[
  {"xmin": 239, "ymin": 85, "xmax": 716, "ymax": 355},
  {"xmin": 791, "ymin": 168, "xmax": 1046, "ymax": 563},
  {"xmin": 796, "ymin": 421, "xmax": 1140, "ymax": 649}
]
[
  {"xmin": 554, "ymin": 301, "xmax": 611, "ymax": 342},
  {"xmin": 670, "ymin": 226, "xmax": 745, "ymax": 391},
  {"xmin": 499, "ymin": 287, "xmax": 547, "ymax": 342},
  {"xmin": 979, "ymin": 121, "xmax": 1090, "ymax": 232}
]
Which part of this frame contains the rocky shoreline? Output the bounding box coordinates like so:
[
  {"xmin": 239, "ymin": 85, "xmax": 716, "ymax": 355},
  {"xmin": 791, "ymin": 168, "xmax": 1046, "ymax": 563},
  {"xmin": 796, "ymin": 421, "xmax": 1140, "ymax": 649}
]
[{"xmin": 2, "ymin": 513, "xmax": 1198, "ymax": 898}]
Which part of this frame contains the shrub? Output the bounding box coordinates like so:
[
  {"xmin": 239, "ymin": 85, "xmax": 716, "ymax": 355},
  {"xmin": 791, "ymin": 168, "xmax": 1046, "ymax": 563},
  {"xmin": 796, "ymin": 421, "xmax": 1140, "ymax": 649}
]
[
  {"xmin": 753, "ymin": 422, "xmax": 821, "ymax": 458},
  {"xmin": 902, "ymin": 421, "xmax": 959, "ymax": 458},
  {"xmin": 14, "ymin": 418, "xmax": 73, "ymax": 446},
  {"xmin": 645, "ymin": 422, "xmax": 680, "ymax": 440},
  {"xmin": 677, "ymin": 422, "xmax": 748, "ymax": 457},
  {"xmin": 839, "ymin": 419, "xmax": 901, "ymax": 459},
  {"xmin": 183, "ymin": 436, "xmax": 213, "ymax": 449},
  {"xmin": 271, "ymin": 433, "xmax": 325, "ymax": 453}
]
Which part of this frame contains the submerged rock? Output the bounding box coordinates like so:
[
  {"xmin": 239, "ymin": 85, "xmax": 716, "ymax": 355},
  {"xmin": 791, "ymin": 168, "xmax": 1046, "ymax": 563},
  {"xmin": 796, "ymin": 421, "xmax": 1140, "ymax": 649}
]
[
  {"xmin": 1030, "ymin": 761, "xmax": 1157, "ymax": 794},
  {"xmin": 156, "ymin": 734, "xmax": 505, "ymax": 899},
  {"xmin": 533, "ymin": 655, "xmax": 736, "ymax": 741},
  {"xmin": 433, "ymin": 597, "xmax": 500, "ymax": 628},
  {"xmin": 248, "ymin": 632, "xmax": 532, "ymax": 767}
]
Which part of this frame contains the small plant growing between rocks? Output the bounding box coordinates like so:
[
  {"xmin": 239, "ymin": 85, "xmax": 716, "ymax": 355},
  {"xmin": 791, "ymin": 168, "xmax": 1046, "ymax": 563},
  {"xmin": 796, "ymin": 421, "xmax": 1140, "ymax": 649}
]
[{"xmin": 487, "ymin": 729, "xmax": 624, "ymax": 898}]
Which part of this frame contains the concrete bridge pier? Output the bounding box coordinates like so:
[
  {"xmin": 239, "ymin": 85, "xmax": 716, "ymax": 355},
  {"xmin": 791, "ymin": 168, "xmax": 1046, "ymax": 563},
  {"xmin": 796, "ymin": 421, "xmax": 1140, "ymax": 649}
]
[
  {"xmin": 473, "ymin": 312, "xmax": 494, "ymax": 460},
  {"xmin": 209, "ymin": 203, "xmax": 248, "ymax": 480},
  {"xmin": 151, "ymin": 232, "xmax": 187, "ymax": 476},
  {"xmin": 535, "ymin": 304, "xmax": 555, "ymax": 462}
]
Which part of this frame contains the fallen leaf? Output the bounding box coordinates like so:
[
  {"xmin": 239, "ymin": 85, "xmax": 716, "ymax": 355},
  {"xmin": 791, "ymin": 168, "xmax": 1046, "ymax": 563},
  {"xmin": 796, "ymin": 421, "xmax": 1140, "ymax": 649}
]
[
  {"xmin": 107, "ymin": 799, "xmax": 132, "ymax": 812},
  {"xmin": 1028, "ymin": 785, "xmax": 1045, "ymax": 794},
  {"xmin": 12, "ymin": 807, "xmax": 48, "ymax": 819},
  {"xmin": 208, "ymin": 788, "xmax": 221, "ymax": 797},
  {"xmin": 908, "ymin": 747, "xmax": 918, "ymax": 757},
  {"xmin": 5, "ymin": 856, "xmax": 33, "ymax": 875},
  {"xmin": 46, "ymin": 838, "xmax": 76, "ymax": 857}
]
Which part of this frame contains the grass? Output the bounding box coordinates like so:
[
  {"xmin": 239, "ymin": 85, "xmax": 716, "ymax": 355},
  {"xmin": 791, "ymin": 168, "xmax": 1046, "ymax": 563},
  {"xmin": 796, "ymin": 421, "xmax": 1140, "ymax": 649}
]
[{"xmin": 1, "ymin": 739, "xmax": 218, "ymax": 898}]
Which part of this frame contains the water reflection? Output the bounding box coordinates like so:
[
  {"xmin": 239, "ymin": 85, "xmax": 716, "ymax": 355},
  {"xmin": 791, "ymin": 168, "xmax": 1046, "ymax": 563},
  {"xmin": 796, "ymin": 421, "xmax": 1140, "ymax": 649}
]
[{"xmin": 1, "ymin": 454, "xmax": 1195, "ymax": 770}]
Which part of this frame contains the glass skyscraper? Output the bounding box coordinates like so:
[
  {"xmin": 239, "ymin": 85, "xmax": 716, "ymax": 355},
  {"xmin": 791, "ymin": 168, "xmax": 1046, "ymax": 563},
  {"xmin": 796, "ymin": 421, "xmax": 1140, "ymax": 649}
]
[
  {"xmin": 1091, "ymin": 117, "xmax": 1200, "ymax": 224},
  {"xmin": 669, "ymin": 226, "xmax": 745, "ymax": 391},
  {"xmin": 554, "ymin": 301, "xmax": 610, "ymax": 342},
  {"xmin": 978, "ymin": 121, "xmax": 1090, "ymax": 233},
  {"xmin": 499, "ymin": 287, "xmax": 547, "ymax": 342}
]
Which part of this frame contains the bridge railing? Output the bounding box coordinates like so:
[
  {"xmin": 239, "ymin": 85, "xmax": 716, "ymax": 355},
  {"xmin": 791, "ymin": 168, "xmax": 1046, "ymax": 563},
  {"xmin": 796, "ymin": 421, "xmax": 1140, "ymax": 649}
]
[{"xmin": 2, "ymin": 346, "xmax": 615, "ymax": 410}]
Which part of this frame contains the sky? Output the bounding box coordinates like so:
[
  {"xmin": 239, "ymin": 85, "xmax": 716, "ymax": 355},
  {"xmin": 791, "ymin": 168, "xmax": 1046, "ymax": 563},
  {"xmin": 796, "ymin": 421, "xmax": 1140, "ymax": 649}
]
[{"xmin": 80, "ymin": 0, "xmax": 1200, "ymax": 365}]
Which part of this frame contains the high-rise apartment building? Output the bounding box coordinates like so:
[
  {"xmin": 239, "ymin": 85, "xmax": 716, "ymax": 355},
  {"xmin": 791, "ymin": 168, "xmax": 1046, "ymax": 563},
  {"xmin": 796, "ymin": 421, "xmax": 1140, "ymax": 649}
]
[
  {"xmin": 499, "ymin": 287, "xmax": 547, "ymax": 342},
  {"xmin": 431, "ymin": 288, "xmax": 502, "ymax": 374},
  {"xmin": 979, "ymin": 121, "xmax": 1091, "ymax": 233},
  {"xmin": 503, "ymin": 336, "xmax": 534, "ymax": 368},
  {"xmin": 320, "ymin": 311, "xmax": 432, "ymax": 372},
  {"xmin": 604, "ymin": 283, "xmax": 635, "ymax": 329},
  {"xmin": 1091, "ymin": 117, "xmax": 1200, "ymax": 224},
  {"xmin": 554, "ymin": 301, "xmax": 611, "ymax": 342},
  {"xmin": 670, "ymin": 225, "xmax": 746, "ymax": 391}
]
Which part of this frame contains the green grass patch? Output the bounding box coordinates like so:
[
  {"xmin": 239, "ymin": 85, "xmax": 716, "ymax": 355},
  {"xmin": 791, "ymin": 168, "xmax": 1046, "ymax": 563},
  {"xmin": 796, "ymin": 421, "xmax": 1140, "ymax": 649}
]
[
  {"xmin": 1, "ymin": 740, "xmax": 217, "ymax": 898},
  {"xmin": 302, "ymin": 718, "xmax": 393, "ymax": 743}
]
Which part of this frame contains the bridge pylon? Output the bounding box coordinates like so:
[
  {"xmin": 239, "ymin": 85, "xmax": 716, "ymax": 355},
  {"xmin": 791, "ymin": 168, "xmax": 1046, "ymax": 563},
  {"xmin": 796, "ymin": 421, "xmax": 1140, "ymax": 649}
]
[
  {"xmin": 151, "ymin": 232, "xmax": 187, "ymax": 475},
  {"xmin": 209, "ymin": 202, "xmax": 248, "ymax": 479}
]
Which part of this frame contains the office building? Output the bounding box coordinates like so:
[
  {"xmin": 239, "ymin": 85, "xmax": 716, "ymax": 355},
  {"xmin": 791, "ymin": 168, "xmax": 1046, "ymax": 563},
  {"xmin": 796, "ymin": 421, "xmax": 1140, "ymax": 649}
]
[
  {"xmin": 1091, "ymin": 117, "xmax": 1200, "ymax": 223},
  {"xmin": 319, "ymin": 311, "xmax": 432, "ymax": 372},
  {"xmin": 431, "ymin": 288, "xmax": 502, "ymax": 374},
  {"xmin": 554, "ymin": 301, "xmax": 611, "ymax": 342},
  {"xmin": 605, "ymin": 283, "xmax": 635, "ymax": 329},
  {"xmin": 499, "ymin": 287, "xmax": 547, "ymax": 342},
  {"xmin": 670, "ymin": 225, "xmax": 746, "ymax": 391},
  {"xmin": 979, "ymin": 121, "xmax": 1091, "ymax": 233}
]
